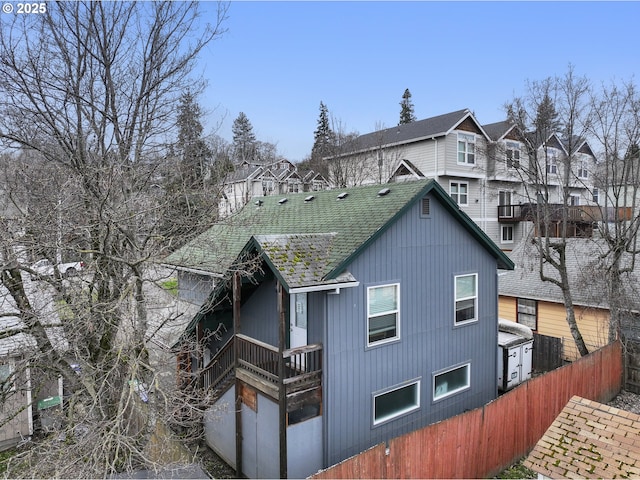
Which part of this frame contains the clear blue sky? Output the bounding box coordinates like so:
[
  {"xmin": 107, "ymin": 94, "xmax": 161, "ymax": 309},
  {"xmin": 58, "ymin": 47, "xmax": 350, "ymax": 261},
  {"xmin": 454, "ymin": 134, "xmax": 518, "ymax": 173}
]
[{"xmin": 198, "ymin": 1, "xmax": 640, "ymax": 163}]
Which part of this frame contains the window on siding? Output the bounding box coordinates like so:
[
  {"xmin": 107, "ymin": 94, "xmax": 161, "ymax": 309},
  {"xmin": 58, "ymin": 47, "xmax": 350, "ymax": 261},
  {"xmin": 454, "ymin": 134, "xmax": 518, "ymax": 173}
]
[
  {"xmin": 457, "ymin": 133, "xmax": 476, "ymax": 164},
  {"xmin": 450, "ymin": 182, "xmax": 468, "ymax": 206},
  {"xmin": 455, "ymin": 274, "xmax": 477, "ymax": 325},
  {"xmin": 433, "ymin": 363, "xmax": 470, "ymax": 401},
  {"xmin": 592, "ymin": 188, "xmax": 599, "ymax": 204},
  {"xmin": 373, "ymin": 380, "xmax": 420, "ymax": 425},
  {"xmin": 367, "ymin": 284, "xmax": 400, "ymax": 346},
  {"xmin": 506, "ymin": 141, "xmax": 521, "ymax": 168},
  {"xmin": 0, "ymin": 362, "xmax": 15, "ymax": 392},
  {"xmin": 517, "ymin": 298, "xmax": 537, "ymax": 330},
  {"xmin": 501, "ymin": 225, "xmax": 514, "ymax": 243},
  {"xmin": 546, "ymin": 149, "xmax": 558, "ymax": 174},
  {"xmin": 577, "ymin": 161, "xmax": 588, "ymax": 179}
]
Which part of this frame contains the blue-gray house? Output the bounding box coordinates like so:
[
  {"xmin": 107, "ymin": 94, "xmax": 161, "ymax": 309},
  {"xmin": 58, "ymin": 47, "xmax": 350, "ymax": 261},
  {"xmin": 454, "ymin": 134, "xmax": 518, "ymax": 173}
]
[{"xmin": 166, "ymin": 179, "xmax": 514, "ymax": 478}]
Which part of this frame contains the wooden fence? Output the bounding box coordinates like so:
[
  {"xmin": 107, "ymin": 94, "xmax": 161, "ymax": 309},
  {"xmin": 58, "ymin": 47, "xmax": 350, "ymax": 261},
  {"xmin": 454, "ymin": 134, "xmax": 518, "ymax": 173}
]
[{"xmin": 311, "ymin": 340, "xmax": 623, "ymax": 479}]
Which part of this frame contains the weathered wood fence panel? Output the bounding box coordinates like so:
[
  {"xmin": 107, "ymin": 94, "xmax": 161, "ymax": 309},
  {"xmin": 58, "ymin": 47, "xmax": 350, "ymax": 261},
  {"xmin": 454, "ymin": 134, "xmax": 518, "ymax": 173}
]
[
  {"xmin": 532, "ymin": 333, "xmax": 563, "ymax": 372},
  {"xmin": 623, "ymin": 336, "xmax": 640, "ymax": 394},
  {"xmin": 311, "ymin": 341, "xmax": 623, "ymax": 479}
]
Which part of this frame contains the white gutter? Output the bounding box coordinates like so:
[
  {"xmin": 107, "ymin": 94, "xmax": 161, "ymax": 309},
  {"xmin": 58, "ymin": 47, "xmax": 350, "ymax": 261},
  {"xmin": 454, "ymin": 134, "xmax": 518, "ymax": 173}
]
[
  {"xmin": 161, "ymin": 264, "xmax": 223, "ymax": 278},
  {"xmin": 288, "ymin": 281, "xmax": 360, "ymax": 294}
]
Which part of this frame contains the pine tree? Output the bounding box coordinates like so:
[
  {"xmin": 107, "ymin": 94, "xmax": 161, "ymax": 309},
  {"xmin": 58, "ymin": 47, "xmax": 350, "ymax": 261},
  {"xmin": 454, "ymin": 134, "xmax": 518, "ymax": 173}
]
[
  {"xmin": 176, "ymin": 92, "xmax": 212, "ymax": 185},
  {"xmin": 232, "ymin": 112, "xmax": 257, "ymax": 162},
  {"xmin": 310, "ymin": 102, "xmax": 334, "ymax": 165},
  {"xmin": 399, "ymin": 88, "xmax": 417, "ymax": 125}
]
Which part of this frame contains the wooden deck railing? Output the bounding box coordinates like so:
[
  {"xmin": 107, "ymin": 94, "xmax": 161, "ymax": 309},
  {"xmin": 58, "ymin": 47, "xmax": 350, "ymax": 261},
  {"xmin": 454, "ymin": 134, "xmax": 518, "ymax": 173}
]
[
  {"xmin": 498, "ymin": 203, "xmax": 633, "ymax": 223},
  {"xmin": 201, "ymin": 336, "xmax": 235, "ymax": 392},
  {"xmin": 200, "ymin": 334, "xmax": 322, "ymax": 399}
]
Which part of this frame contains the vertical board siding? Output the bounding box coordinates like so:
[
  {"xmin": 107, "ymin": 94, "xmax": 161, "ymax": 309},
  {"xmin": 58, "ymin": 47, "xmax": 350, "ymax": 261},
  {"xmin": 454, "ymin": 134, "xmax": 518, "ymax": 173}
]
[
  {"xmin": 312, "ymin": 340, "xmax": 623, "ymax": 479},
  {"xmin": 323, "ymin": 194, "xmax": 501, "ymax": 467}
]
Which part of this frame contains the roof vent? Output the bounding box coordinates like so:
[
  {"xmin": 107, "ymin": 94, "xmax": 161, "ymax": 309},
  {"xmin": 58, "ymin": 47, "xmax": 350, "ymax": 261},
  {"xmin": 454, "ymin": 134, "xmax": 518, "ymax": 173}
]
[
  {"xmin": 255, "ymin": 200, "xmax": 264, "ymax": 207},
  {"xmin": 378, "ymin": 187, "xmax": 391, "ymax": 197},
  {"xmin": 278, "ymin": 198, "xmax": 288, "ymax": 205},
  {"xmin": 304, "ymin": 195, "xmax": 315, "ymax": 202},
  {"xmin": 337, "ymin": 192, "xmax": 349, "ymax": 200}
]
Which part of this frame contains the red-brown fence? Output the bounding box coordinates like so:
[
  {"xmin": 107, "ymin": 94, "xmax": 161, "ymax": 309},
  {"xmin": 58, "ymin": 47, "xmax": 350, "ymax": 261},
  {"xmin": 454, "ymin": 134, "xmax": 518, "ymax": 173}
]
[{"xmin": 312, "ymin": 340, "xmax": 623, "ymax": 479}]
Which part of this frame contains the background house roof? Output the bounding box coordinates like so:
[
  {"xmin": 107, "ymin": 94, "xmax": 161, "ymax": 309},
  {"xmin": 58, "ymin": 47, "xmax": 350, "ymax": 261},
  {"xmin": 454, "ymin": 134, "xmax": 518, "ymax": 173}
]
[
  {"xmin": 336, "ymin": 108, "xmax": 481, "ymax": 154},
  {"xmin": 165, "ymin": 179, "xmax": 513, "ymax": 277},
  {"xmin": 499, "ymin": 238, "xmax": 640, "ymax": 311},
  {"xmin": 524, "ymin": 395, "xmax": 640, "ymax": 478}
]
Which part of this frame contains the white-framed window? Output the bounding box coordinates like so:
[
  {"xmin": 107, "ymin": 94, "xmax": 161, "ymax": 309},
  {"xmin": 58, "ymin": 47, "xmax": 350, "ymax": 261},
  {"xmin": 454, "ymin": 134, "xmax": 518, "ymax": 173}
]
[
  {"xmin": 449, "ymin": 182, "xmax": 468, "ymax": 206},
  {"xmin": 517, "ymin": 298, "xmax": 537, "ymax": 330},
  {"xmin": 592, "ymin": 188, "xmax": 599, "ymax": 204},
  {"xmin": 367, "ymin": 283, "xmax": 400, "ymax": 346},
  {"xmin": 0, "ymin": 362, "xmax": 15, "ymax": 392},
  {"xmin": 498, "ymin": 190, "xmax": 512, "ymax": 218},
  {"xmin": 373, "ymin": 380, "xmax": 420, "ymax": 425},
  {"xmin": 505, "ymin": 141, "xmax": 521, "ymax": 168},
  {"xmin": 457, "ymin": 133, "xmax": 476, "ymax": 165},
  {"xmin": 454, "ymin": 273, "xmax": 477, "ymax": 325},
  {"xmin": 433, "ymin": 363, "xmax": 470, "ymax": 401},
  {"xmin": 577, "ymin": 160, "xmax": 589, "ymax": 179},
  {"xmin": 501, "ymin": 225, "xmax": 514, "ymax": 244},
  {"xmin": 570, "ymin": 194, "xmax": 580, "ymax": 206},
  {"xmin": 546, "ymin": 149, "xmax": 558, "ymax": 174}
]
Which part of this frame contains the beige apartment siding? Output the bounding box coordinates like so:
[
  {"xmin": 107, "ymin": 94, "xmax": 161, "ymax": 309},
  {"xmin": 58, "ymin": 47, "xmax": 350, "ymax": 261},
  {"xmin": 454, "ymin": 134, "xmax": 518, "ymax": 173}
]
[
  {"xmin": 401, "ymin": 139, "xmax": 437, "ymax": 176},
  {"xmin": 498, "ymin": 295, "xmax": 610, "ymax": 361},
  {"xmin": 440, "ymin": 131, "xmax": 488, "ymax": 176}
]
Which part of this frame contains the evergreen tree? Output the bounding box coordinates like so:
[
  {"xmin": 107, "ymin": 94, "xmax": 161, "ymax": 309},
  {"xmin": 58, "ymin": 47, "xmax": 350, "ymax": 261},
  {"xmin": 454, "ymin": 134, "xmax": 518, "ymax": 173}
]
[
  {"xmin": 534, "ymin": 92, "xmax": 559, "ymax": 138},
  {"xmin": 232, "ymin": 112, "xmax": 257, "ymax": 162},
  {"xmin": 309, "ymin": 102, "xmax": 334, "ymax": 176},
  {"xmin": 399, "ymin": 88, "xmax": 417, "ymax": 125},
  {"xmin": 176, "ymin": 92, "xmax": 212, "ymax": 185}
]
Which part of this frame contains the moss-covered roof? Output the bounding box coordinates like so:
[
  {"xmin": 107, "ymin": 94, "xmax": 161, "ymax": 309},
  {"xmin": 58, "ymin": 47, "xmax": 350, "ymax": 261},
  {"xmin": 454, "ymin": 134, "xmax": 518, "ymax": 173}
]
[{"xmin": 165, "ymin": 179, "xmax": 514, "ymax": 277}]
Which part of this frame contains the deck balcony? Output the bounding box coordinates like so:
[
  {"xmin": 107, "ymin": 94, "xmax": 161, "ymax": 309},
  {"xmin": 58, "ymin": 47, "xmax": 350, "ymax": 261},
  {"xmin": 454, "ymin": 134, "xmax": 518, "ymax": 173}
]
[
  {"xmin": 498, "ymin": 203, "xmax": 633, "ymax": 224},
  {"xmin": 200, "ymin": 334, "xmax": 322, "ymax": 402}
]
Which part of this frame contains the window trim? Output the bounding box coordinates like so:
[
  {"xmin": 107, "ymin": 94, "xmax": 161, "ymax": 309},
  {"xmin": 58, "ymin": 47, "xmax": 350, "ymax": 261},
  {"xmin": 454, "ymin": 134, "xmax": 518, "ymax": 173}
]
[
  {"xmin": 372, "ymin": 379, "xmax": 421, "ymax": 426},
  {"xmin": 501, "ymin": 225, "xmax": 514, "ymax": 244},
  {"xmin": 517, "ymin": 298, "xmax": 538, "ymax": 330},
  {"xmin": 454, "ymin": 273, "xmax": 478, "ymax": 326},
  {"xmin": 433, "ymin": 363, "xmax": 470, "ymax": 402},
  {"xmin": 366, "ymin": 283, "xmax": 400, "ymax": 347},
  {"xmin": 0, "ymin": 361, "xmax": 15, "ymax": 392},
  {"xmin": 457, "ymin": 132, "xmax": 476, "ymax": 165},
  {"xmin": 449, "ymin": 181, "xmax": 469, "ymax": 206},
  {"xmin": 505, "ymin": 141, "xmax": 521, "ymax": 169}
]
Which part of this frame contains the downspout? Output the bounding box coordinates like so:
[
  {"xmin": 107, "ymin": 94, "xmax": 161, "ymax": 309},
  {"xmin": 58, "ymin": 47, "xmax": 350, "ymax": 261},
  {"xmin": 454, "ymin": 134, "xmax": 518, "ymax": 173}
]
[{"xmin": 434, "ymin": 138, "xmax": 439, "ymax": 182}]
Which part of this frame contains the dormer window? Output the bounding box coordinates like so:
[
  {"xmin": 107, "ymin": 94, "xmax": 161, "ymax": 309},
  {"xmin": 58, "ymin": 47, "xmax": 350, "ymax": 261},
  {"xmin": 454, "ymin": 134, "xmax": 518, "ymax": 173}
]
[
  {"xmin": 457, "ymin": 133, "xmax": 476, "ymax": 165},
  {"xmin": 506, "ymin": 141, "xmax": 521, "ymax": 169},
  {"xmin": 577, "ymin": 159, "xmax": 589, "ymax": 179}
]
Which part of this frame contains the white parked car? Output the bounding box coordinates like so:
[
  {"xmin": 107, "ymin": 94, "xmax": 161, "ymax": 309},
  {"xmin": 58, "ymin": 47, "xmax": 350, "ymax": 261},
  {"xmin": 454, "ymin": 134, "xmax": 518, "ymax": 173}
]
[{"xmin": 30, "ymin": 259, "xmax": 85, "ymax": 278}]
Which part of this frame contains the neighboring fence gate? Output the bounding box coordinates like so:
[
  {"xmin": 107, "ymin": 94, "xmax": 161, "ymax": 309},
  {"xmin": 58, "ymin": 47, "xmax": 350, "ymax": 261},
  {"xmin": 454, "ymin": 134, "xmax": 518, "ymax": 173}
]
[{"xmin": 532, "ymin": 333, "xmax": 563, "ymax": 372}]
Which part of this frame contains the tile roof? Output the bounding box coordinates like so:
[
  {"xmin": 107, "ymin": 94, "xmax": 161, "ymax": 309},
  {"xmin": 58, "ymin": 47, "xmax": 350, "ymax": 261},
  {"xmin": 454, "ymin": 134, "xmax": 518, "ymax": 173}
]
[
  {"xmin": 524, "ymin": 395, "xmax": 640, "ymax": 478},
  {"xmin": 165, "ymin": 179, "xmax": 514, "ymax": 279}
]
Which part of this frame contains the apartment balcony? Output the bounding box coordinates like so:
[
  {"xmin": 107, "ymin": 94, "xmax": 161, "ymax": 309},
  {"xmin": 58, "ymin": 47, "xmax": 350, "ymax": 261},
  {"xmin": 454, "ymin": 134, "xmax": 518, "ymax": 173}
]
[
  {"xmin": 498, "ymin": 203, "xmax": 633, "ymax": 224},
  {"xmin": 200, "ymin": 334, "xmax": 322, "ymax": 402}
]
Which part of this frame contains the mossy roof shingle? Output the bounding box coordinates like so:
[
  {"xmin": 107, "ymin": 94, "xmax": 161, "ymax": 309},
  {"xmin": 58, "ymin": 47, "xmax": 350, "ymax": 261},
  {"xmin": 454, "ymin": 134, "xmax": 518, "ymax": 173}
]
[{"xmin": 165, "ymin": 180, "xmax": 513, "ymax": 278}]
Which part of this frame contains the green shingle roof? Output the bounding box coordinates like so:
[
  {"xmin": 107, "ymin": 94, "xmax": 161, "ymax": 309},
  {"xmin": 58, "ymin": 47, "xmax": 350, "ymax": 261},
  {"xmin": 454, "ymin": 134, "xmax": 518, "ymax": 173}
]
[{"xmin": 164, "ymin": 179, "xmax": 514, "ymax": 278}]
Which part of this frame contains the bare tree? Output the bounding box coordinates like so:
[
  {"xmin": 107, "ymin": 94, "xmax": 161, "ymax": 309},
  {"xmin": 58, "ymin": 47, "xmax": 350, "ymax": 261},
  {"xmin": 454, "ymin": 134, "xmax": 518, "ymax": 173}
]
[
  {"xmin": 0, "ymin": 1, "xmax": 228, "ymax": 476},
  {"xmin": 506, "ymin": 66, "xmax": 592, "ymax": 356},
  {"xmin": 587, "ymin": 80, "xmax": 640, "ymax": 342}
]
